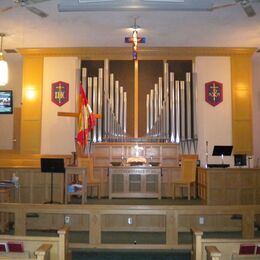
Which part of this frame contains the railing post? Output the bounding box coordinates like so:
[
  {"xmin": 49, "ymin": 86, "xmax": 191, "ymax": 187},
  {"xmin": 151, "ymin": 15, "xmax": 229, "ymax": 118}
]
[
  {"xmin": 57, "ymin": 224, "xmax": 70, "ymax": 260},
  {"xmin": 242, "ymin": 210, "xmax": 254, "ymax": 239},
  {"xmin": 191, "ymin": 228, "xmax": 203, "ymax": 260},
  {"xmin": 89, "ymin": 211, "xmax": 101, "ymax": 245},
  {"xmin": 166, "ymin": 211, "xmax": 178, "ymax": 246},
  {"xmin": 14, "ymin": 208, "xmax": 26, "ymax": 236}
]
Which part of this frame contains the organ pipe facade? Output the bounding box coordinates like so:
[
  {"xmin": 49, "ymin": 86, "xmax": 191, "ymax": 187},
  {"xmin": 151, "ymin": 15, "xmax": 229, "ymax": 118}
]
[{"xmin": 81, "ymin": 60, "xmax": 197, "ymax": 153}]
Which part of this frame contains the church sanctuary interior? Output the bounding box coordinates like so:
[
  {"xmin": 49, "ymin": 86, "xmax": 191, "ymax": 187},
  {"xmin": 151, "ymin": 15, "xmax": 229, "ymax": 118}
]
[{"xmin": 1, "ymin": 0, "xmax": 260, "ymax": 259}]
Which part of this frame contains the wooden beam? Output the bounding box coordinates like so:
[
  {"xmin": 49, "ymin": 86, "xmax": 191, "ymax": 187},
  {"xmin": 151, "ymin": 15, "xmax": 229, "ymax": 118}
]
[
  {"xmin": 134, "ymin": 60, "xmax": 139, "ymax": 138},
  {"xmin": 57, "ymin": 112, "xmax": 79, "ymax": 117},
  {"xmin": 57, "ymin": 112, "xmax": 102, "ymax": 119}
]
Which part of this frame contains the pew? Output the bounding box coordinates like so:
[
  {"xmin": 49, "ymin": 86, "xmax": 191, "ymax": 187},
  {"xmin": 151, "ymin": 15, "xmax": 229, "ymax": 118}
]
[
  {"xmin": 192, "ymin": 228, "xmax": 260, "ymax": 260},
  {"xmin": 0, "ymin": 225, "xmax": 70, "ymax": 260}
]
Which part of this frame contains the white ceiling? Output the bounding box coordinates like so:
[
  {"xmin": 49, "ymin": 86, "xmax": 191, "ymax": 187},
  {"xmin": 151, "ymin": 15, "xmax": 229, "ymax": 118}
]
[{"xmin": 1, "ymin": 0, "xmax": 260, "ymax": 54}]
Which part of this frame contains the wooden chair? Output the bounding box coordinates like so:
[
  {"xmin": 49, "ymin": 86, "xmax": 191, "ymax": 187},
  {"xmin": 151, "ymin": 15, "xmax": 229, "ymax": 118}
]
[
  {"xmin": 77, "ymin": 157, "xmax": 101, "ymax": 199},
  {"xmin": 172, "ymin": 156, "xmax": 197, "ymax": 200}
]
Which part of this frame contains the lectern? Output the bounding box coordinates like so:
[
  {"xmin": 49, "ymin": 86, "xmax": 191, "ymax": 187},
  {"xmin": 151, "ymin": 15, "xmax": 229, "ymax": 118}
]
[{"xmin": 41, "ymin": 158, "xmax": 65, "ymax": 204}]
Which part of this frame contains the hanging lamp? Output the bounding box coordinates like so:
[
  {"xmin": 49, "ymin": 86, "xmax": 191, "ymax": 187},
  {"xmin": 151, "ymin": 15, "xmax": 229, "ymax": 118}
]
[{"xmin": 0, "ymin": 33, "xmax": 9, "ymax": 86}]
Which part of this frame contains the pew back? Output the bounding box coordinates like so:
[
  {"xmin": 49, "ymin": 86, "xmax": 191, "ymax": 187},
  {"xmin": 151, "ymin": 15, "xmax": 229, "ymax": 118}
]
[
  {"xmin": 0, "ymin": 225, "xmax": 70, "ymax": 260},
  {"xmin": 192, "ymin": 229, "xmax": 260, "ymax": 260}
]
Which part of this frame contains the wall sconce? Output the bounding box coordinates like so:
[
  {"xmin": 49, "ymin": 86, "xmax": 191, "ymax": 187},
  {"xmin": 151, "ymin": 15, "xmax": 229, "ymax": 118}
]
[
  {"xmin": 25, "ymin": 87, "xmax": 36, "ymax": 100},
  {"xmin": 0, "ymin": 33, "xmax": 8, "ymax": 86}
]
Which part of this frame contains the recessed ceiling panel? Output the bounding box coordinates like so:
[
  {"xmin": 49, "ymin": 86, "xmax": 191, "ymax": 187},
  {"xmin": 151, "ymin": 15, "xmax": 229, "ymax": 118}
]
[{"xmin": 58, "ymin": 0, "xmax": 216, "ymax": 12}]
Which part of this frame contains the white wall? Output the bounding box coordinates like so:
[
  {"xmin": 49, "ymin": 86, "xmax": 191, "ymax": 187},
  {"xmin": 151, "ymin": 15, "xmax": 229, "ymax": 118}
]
[
  {"xmin": 41, "ymin": 57, "xmax": 79, "ymax": 154},
  {"xmin": 195, "ymin": 56, "xmax": 233, "ymax": 166},
  {"xmin": 0, "ymin": 54, "xmax": 23, "ymax": 150},
  {"xmin": 252, "ymin": 54, "xmax": 260, "ymax": 167}
]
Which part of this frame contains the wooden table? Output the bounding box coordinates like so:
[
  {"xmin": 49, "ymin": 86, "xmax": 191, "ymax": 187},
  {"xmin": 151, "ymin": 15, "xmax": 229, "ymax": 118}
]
[
  {"xmin": 108, "ymin": 166, "xmax": 161, "ymax": 199},
  {"xmin": 64, "ymin": 167, "xmax": 87, "ymax": 204}
]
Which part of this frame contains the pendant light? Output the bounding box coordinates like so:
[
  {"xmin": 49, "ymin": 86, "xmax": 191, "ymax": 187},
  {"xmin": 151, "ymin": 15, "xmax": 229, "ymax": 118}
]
[{"xmin": 0, "ymin": 33, "xmax": 8, "ymax": 86}]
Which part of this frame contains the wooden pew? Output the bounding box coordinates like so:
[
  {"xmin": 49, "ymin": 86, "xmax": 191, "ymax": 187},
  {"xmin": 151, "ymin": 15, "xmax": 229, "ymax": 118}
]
[
  {"xmin": 192, "ymin": 228, "xmax": 260, "ymax": 260},
  {"xmin": 0, "ymin": 225, "xmax": 70, "ymax": 260}
]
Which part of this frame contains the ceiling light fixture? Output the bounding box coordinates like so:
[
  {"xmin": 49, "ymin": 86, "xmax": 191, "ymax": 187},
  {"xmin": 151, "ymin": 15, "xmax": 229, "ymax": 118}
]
[{"xmin": 0, "ymin": 33, "xmax": 8, "ymax": 86}]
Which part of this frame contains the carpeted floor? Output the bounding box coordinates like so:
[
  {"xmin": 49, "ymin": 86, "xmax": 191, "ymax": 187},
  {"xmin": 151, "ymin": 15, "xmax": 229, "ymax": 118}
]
[
  {"xmin": 70, "ymin": 197, "xmax": 204, "ymax": 205},
  {"xmin": 71, "ymin": 249, "xmax": 191, "ymax": 260}
]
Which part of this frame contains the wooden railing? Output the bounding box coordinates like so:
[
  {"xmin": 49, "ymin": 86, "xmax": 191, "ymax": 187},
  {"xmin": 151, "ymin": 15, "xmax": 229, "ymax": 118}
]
[{"xmin": 1, "ymin": 203, "xmax": 260, "ymax": 250}]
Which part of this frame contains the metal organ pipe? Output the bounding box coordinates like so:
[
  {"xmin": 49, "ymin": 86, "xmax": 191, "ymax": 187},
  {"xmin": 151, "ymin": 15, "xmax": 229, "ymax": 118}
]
[
  {"xmin": 170, "ymin": 72, "xmax": 175, "ymax": 143},
  {"xmin": 92, "ymin": 77, "xmax": 98, "ymax": 142},
  {"xmin": 123, "ymin": 92, "xmax": 127, "ymax": 134},
  {"xmin": 186, "ymin": 72, "xmax": 192, "ymax": 140},
  {"xmin": 175, "ymin": 80, "xmax": 180, "ymax": 144},
  {"xmin": 146, "ymin": 94, "xmax": 150, "ymax": 134}
]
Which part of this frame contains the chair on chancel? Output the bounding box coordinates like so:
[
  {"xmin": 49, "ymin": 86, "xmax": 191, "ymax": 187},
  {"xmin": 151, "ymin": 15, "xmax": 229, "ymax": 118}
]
[
  {"xmin": 172, "ymin": 156, "xmax": 197, "ymax": 200},
  {"xmin": 77, "ymin": 157, "xmax": 101, "ymax": 199}
]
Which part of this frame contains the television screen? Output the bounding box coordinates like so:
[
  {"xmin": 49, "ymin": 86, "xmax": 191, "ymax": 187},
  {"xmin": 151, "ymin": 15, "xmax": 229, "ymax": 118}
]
[
  {"xmin": 234, "ymin": 154, "xmax": 247, "ymax": 166},
  {"xmin": 0, "ymin": 90, "xmax": 13, "ymax": 114}
]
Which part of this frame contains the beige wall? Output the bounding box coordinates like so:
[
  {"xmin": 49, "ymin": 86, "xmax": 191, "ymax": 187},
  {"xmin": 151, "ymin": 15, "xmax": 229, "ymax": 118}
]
[
  {"xmin": 195, "ymin": 56, "xmax": 233, "ymax": 166},
  {"xmin": 0, "ymin": 55, "xmax": 23, "ymax": 150},
  {"xmin": 40, "ymin": 57, "xmax": 79, "ymax": 154}
]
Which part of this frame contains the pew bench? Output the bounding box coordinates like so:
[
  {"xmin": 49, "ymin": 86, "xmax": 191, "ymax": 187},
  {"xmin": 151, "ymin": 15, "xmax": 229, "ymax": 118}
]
[
  {"xmin": 0, "ymin": 243, "xmax": 52, "ymax": 259},
  {"xmin": 0, "ymin": 225, "xmax": 70, "ymax": 260},
  {"xmin": 192, "ymin": 228, "xmax": 260, "ymax": 260}
]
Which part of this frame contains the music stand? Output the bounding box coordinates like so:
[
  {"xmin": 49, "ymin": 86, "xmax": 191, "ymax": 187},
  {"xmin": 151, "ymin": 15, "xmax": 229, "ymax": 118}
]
[
  {"xmin": 41, "ymin": 158, "xmax": 65, "ymax": 204},
  {"xmin": 212, "ymin": 145, "xmax": 233, "ymax": 165}
]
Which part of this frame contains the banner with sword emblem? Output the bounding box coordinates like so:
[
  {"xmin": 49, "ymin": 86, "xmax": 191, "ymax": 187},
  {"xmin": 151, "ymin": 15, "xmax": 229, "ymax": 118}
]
[
  {"xmin": 205, "ymin": 81, "xmax": 223, "ymax": 107},
  {"xmin": 51, "ymin": 81, "xmax": 69, "ymax": 106}
]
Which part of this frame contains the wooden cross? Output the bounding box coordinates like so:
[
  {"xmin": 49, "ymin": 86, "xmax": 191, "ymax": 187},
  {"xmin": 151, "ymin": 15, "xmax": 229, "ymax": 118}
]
[{"xmin": 57, "ymin": 112, "xmax": 101, "ymax": 119}]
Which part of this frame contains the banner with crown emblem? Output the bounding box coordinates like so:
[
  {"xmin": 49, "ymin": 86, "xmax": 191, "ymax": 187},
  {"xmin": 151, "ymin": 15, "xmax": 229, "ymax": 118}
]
[
  {"xmin": 205, "ymin": 81, "xmax": 223, "ymax": 107},
  {"xmin": 51, "ymin": 81, "xmax": 69, "ymax": 106}
]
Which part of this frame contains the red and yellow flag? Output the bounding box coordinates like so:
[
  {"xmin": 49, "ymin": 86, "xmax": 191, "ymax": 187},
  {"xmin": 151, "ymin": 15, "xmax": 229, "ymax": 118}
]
[{"xmin": 77, "ymin": 84, "xmax": 96, "ymax": 150}]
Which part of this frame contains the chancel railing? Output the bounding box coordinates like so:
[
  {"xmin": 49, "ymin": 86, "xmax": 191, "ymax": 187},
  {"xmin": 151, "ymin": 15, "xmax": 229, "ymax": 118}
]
[{"xmin": 1, "ymin": 203, "xmax": 260, "ymax": 250}]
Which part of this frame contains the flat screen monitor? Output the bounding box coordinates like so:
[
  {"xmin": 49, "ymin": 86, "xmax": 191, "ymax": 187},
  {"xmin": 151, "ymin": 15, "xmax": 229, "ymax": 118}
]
[
  {"xmin": 234, "ymin": 154, "xmax": 247, "ymax": 166},
  {"xmin": 0, "ymin": 90, "xmax": 13, "ymax": 114},
  {"xmin": 212, "ymin": 145, "xmax": 233, "ymax": 156},
  {"xmin": 41, "ymin": 158, "xmax": 65, "ymax": 173}
]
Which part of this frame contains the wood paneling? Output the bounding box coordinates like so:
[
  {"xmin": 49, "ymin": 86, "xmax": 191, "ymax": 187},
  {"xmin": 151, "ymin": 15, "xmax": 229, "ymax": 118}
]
[
  {"xmin": 198, "ymin": 167, "xmax": 260, "ymax": 205},
  {"xmin": 92, "ymin": 142, "xmax": 179, "ymax": 167},
  {"xmin": 20, "ymin": 56, "xmax": 43, "ymax": 154},
  {"xmin": 108, "ymin": 167, "xmax": 161, "ymax": 199},
  {"xmin": 231, "ymin": 54, "xmax": 253, "ymax": 155}
]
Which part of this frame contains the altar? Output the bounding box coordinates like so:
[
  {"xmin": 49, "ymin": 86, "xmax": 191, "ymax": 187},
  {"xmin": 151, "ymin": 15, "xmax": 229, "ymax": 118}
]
[{"xmin": 108, "ymin": 166, "xmax": 161, "ymax": 199}]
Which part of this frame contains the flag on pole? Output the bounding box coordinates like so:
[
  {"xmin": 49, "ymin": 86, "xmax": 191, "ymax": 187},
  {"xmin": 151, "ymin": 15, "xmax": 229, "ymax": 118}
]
[{"xmin": 77, "ymin": 84, "xmax": 96, "ymax": 151}]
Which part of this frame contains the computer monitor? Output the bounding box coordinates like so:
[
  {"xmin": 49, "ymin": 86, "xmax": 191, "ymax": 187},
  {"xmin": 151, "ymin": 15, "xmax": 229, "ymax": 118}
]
[
  {"xmin": 234, "ymin": 154, "xmax": 247, "ymax": 167},
  {"xmin": 212, "ymin": 145, "xmax": 233, "ymax": 156}
]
